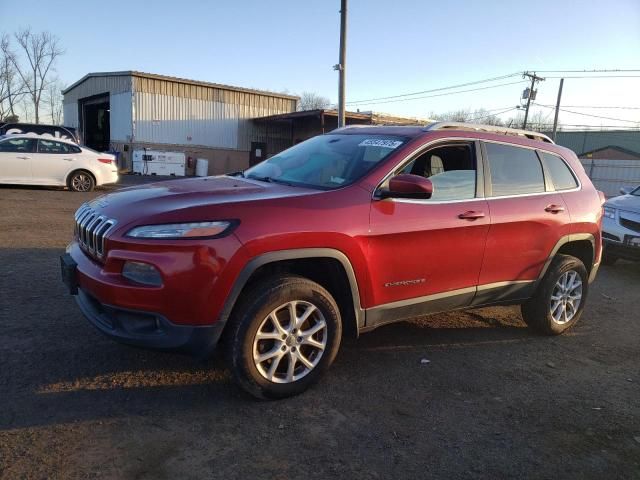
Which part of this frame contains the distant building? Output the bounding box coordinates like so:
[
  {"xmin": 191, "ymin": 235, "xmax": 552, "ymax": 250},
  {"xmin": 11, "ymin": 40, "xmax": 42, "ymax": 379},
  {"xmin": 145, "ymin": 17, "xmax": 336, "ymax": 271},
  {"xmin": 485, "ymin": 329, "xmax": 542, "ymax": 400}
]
[
  {"xmin": 252, "ymin": 109, "xmax": 430, "ymax": 158},
  {"xmin": 550, "ymin": 130, "xmax": 640, "ymax": 157},
  {"xmin": 62, "ymin": 71, "xmax": 298, "ymax": 175},
  {"xmin": 546, "ymin": 130, "xmax": 640, "ymax": 196}
]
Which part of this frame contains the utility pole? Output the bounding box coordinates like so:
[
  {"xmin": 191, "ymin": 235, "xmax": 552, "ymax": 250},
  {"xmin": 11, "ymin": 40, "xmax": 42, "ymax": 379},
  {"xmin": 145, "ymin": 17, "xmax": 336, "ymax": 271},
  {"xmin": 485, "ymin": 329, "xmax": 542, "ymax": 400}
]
[
  {"xmin": 336, "ymin": 0, "xmax": 347, "ymax": 128},
  {"xmin": 552, "ymin": 78, "xmax": 564, "ymax": 141},
  {"xmin": 522, "ymin": 71, "xmax": 545, "ymax": 130}
]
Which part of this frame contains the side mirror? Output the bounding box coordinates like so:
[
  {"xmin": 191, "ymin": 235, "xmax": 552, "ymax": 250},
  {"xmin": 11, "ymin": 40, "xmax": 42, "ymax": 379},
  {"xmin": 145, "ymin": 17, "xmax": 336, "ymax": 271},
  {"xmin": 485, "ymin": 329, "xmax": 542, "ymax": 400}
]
[
  {"xmin": 380, "ymin": 174, "xmax": 433, "ymax": 199},
  {"xmin": 620, "ymin": 186, "xmax": 632, "ymax": 195}
]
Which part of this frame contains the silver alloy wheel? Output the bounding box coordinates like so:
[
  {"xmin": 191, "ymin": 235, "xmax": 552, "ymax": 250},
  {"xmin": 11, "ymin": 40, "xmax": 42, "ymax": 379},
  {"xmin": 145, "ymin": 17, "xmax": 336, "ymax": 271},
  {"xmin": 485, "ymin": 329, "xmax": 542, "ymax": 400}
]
[
  {"xmin": 252, "ymin": 300, "xmax": 328, "ymax": 384},
  {"xmin": 72, "ymin": 173, "xmax": 92, "ymax": 192},
  {"xmin": 550, "ymin": 270, "xmax": 583, "ymax": 324}
]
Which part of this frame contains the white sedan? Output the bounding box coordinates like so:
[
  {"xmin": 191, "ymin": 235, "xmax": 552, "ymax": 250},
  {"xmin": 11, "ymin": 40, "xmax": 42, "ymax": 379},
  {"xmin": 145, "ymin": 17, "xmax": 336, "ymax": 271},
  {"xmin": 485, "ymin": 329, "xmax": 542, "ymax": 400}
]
[{"xmin": 0, "ymin": 134, "xmax": 118, "ymax": 192}]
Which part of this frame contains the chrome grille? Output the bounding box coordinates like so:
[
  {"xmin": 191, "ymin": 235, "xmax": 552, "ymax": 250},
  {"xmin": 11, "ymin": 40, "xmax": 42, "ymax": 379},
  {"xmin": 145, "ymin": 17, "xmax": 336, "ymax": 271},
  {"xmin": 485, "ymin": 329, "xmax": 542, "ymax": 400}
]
[{"xmin": 74, "ymin": 204, "xmax": 117, "ymax": 258}]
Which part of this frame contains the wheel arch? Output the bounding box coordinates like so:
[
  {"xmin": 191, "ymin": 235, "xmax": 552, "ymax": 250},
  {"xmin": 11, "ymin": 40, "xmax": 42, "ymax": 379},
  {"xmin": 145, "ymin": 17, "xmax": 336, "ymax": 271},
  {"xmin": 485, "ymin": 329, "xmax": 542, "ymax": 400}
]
[
  {"xmin": 536, "ymin": 233, "xmax": 596, "ymax": 288},
  {"xmin": 66, "ymin": 168, "xmax": 97, "ymax": 189},
  {"xmin": 219, "ymin": 249, "xmax": 365, "ymax": 339}
]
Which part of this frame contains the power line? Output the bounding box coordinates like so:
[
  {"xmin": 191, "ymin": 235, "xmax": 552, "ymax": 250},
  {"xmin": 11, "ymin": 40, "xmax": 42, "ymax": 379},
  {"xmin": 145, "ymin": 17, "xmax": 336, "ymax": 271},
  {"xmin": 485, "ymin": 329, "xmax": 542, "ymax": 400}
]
[
  {"xmin": 466, "ymin": 107, "xmax": 519, "ymax": 121},
  {"xmin": 533, "ymin": 103, "xmax": 640, "ymax": 123},
  {"xmin": 544, "ymin": 75, "xmax": 640, "ymax": 79},
  {"xmin": 550, "ymin": 105, "xmax": 640, "ymax": 110},
  {"xmin": 348, "ymin": 80, "xmax": 528, "ymax": 106},
  {"xmin": 533, "ymin": 69, "xmax": 640, "ymax": 73},
  {"xmin": 346, "ymin": 72, "xmax": 522, "ymax": 105}
]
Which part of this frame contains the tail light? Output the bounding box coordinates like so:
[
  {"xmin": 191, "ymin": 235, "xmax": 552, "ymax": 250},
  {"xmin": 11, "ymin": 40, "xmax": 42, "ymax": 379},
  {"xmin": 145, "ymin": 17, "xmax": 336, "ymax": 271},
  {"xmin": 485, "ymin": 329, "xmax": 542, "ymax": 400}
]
[{"xmin": 98, "ymin": 158, "xmax": 114, "ymax": 165}]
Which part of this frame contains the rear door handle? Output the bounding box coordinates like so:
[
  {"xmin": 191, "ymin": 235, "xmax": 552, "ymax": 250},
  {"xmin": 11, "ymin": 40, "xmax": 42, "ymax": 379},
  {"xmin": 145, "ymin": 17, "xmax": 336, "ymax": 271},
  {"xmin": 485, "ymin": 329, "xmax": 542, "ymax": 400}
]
[
  {"xmin": 545, "ymin": 204, "xmax": 565, "ymax": 214},
  {"xmin": 63, "ymin": 158, "xmax": 73, "ymax": 161},
  {"xmin": 17, "ymin": 155, "xmax": 30, "ymax": 160},
  {"xmin": 458, "ymin": 210, "xmax": 485, "ymax": 220}
]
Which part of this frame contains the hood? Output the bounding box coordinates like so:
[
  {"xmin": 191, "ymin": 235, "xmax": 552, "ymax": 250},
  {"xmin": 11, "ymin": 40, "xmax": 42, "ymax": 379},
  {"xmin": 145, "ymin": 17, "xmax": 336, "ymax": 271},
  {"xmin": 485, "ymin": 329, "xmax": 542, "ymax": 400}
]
[
  {"xmin": 88, "ymin": 176, "xmax": 318, "ymax": 228},
  {"xmin": 605, "ymin": 193, "xmax": 640, "ymax": 212}
]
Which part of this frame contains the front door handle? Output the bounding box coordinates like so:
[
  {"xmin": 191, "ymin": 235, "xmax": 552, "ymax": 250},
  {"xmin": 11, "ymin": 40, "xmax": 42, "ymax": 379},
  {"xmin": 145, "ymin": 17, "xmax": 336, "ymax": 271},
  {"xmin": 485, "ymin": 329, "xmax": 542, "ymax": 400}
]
[
  {"xmin": 458, "ymin": 210, "xmax": 485, "ymax": 220},
  {"xmin": 17, "ymin": 155, "xmax": 30, "ymax": 160},
  {"xmin": 63, "ymin": 158, "xmax": 73, "ymax": 161},
  {"xmin": 545, "ymin": 204, "xmax": 565, "ymax": 214}
]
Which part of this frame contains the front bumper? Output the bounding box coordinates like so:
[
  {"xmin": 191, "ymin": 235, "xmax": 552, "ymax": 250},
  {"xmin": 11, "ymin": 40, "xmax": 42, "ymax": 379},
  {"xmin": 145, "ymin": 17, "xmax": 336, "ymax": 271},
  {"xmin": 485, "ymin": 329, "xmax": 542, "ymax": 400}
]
[
  {"xmin": 603, "ymin": 239, "xmax": 640, "ymax": 262},
  {"xmin": 75, "ymin": 288, "xmax": 224, "ymax": 356},
  {"xmin": 602, "ymin": 213, "xmax": 640, "ymax": 262}
]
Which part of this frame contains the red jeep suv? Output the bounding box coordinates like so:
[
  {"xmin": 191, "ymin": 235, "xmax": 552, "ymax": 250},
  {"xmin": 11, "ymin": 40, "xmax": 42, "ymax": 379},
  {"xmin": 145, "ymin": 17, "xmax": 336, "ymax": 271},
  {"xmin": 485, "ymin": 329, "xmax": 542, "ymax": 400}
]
[{"xmin": 61, "ymin": 123, "xmax": 603, "ymax": 398}]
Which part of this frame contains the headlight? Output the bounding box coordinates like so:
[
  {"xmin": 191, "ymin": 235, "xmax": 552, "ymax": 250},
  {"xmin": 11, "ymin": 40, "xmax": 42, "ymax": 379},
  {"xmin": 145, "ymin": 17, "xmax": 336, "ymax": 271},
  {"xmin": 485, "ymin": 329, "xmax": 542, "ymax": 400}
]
[
  {"xmin": 126, "ymin": 221, "xmax": 234, "ymax": 239},
  {"xmin": 122, "ymin": 261, "xmax": 163, "ymax": 286},
  {"xmin": 603, "ymin": 206, "xmax": 616, "ymax": 220}
]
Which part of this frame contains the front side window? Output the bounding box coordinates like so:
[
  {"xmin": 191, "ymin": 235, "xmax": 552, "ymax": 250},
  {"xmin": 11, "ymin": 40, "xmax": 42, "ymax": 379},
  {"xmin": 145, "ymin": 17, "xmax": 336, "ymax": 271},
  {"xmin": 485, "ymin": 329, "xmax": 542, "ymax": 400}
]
[
  {"xmin": 540, "ymin": 152, "xmax": 578, "ymax": 191},
  {"xmin": 38, "ymin": 139, "xmax": 73, "ymax": 154},
  {"xmin": 0, "ymin": 138, "xmax": 36, "ymax": 153},
  {"xmin": 485, "ymin": 143, "xmax": 545, "ymax": 196},
  {"xmin": 399, "ymin": 143, "xmax": 477, "ymax": 201},
  {"xmin": 244, "ymin": 134, "xmax": 408, "ymax": 189}
]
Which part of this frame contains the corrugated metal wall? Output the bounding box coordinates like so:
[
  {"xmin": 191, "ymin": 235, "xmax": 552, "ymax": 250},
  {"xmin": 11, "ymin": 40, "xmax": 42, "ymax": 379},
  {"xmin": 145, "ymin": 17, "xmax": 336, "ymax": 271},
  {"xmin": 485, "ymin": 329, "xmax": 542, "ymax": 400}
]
[
  {"xmin": 63, "ymin": 75, "xmax": 132, "ymax": 105},
  {"xmin": 63, "ymin": 103, "xmax": 78, "ymax": 128},
  {"xmin": 132, "ymin": 86, "xmax": 296, "ymax": 150},
  {"xmin": 550, "ymin": 130, "xmax": 640, "ymax": 155},
  {"xmin": 110, "ymin": 92, "xmax": 133, "ymax": 142},
  {"xmin": 580, "ymin": 159, "xmax": 640, "ymax": 197},
  {"xmin": 63, "ymin": 73, "xmax": 297, "ymax": 151}
]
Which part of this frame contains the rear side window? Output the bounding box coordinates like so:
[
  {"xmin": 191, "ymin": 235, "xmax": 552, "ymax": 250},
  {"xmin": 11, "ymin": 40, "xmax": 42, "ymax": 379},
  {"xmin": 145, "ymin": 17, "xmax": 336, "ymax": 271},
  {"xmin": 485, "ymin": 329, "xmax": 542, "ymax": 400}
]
[
  {"xmin": 485, "ymin": 143, "xmax": 545, "ymax": 196},
  {"xmin": 0, "ymin": 138, "xmax": 36, "ymax": 153},
  {"xmin": 540, "ymin": 152, "xmax": 578, "ymax": 190},
  {"xmin": 38, "ymin": 139, "xmax": 74, "ymax": 154}
]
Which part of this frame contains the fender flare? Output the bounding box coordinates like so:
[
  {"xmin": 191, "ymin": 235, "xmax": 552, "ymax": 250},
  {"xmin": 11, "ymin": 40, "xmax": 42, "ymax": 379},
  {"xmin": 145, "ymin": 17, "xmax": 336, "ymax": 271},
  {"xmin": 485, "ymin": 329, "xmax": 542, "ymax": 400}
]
[
  {"xmin": 535, "ymin": 233, "xmax": 598, "ymax": 287},
  {"xmin": 217, "ymin": 248, "xmax": 365, "ymax": 333}
]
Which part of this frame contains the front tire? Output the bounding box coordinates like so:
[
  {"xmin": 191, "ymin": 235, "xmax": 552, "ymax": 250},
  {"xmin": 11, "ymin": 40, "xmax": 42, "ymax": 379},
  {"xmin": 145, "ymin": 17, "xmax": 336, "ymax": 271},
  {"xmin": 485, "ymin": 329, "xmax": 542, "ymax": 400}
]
[
  {"xmin": 225, "ymin": 275, "xmax": 342, "ymax": 399},
  {"xmin": 68, "ymin": 171, "xmax": 95, "ymax": 192},
  {"xmin": 521, "ymin": 254, "xmax": 589, "ymax": 335}
]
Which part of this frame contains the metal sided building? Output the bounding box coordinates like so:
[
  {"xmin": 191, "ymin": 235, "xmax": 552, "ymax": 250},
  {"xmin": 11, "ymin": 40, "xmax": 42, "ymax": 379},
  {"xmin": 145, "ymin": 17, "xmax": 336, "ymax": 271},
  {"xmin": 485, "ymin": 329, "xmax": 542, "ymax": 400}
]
[{"xmin": 62, "ymin": 71, "xmax": 298, "ymax": 175}]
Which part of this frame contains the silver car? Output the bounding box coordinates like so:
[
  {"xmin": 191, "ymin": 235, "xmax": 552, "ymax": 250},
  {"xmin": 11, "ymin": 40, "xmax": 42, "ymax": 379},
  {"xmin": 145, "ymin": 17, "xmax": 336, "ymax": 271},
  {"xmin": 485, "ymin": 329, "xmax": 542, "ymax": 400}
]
[{"xmin": 602, "ymin": 185, "xmax": 640, "ymax": 264}]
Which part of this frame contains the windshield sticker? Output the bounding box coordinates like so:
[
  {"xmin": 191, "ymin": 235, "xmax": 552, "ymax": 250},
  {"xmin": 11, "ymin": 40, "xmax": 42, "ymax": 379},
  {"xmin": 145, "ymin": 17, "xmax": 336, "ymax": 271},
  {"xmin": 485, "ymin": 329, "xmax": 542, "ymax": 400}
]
[
  {"xmin": 330, "ymin": 176, "xmax": 346, "ymax": 184},
  {"xmin": 358, "ymin": 139, "xmax": 403, "ymax": 149}
]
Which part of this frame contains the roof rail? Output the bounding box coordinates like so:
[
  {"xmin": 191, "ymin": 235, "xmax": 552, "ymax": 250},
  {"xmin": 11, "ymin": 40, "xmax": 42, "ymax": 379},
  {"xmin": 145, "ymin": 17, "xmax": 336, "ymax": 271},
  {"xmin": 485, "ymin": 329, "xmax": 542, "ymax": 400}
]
[{"xmin": 423, "ymin": 122, "xmax": 554, "ymax": 144}]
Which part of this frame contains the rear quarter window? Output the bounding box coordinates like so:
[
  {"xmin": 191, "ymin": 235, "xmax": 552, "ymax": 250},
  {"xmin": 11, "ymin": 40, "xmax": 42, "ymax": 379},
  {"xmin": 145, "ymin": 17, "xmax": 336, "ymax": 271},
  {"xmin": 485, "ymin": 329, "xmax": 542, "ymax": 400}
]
[
  {"xmin": 540, "ymin": 152, "xmax": 578, "ymax": 190},
  {"xmin": 485, "ymin": 143, "xmax": 545, "ymax": 196}
]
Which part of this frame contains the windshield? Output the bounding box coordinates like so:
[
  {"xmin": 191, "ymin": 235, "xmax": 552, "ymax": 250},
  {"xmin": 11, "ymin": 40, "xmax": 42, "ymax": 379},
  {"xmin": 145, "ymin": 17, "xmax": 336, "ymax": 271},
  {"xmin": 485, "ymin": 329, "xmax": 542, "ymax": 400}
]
[{"xmin": 244, "ymin": 134, "xmax": 408, "ymax": 189}]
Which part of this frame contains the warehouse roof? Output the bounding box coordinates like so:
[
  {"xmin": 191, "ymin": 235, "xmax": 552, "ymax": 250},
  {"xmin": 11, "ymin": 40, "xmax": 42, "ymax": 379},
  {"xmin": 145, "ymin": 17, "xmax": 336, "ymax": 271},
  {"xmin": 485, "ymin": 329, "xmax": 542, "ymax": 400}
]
[
  {"xmin": 62, "ymin": 71, "xmax": 300, "ymax": 101},
  {"xmin": 253, "ymin": 109, "xmax": 430, "ymax": 125},
  {"xmin": 545, "ymin": 129, "xmax": 640, "ymax": 156}
]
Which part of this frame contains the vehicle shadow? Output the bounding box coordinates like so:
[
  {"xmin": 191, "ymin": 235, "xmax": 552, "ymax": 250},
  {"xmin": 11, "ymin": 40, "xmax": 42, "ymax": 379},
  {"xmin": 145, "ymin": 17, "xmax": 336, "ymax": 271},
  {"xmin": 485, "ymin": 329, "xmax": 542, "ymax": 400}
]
[{"xmin": 0, "ymin": 244, "xmax": 611, "ymax": 432}]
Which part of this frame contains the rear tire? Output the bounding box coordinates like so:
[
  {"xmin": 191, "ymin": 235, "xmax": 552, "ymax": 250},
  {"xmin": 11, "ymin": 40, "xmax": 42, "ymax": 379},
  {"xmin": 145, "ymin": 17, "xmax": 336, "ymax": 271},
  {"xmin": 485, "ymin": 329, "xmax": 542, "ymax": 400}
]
[
  {"xmin": 521, "ymin": 254, "xmax": 589, "ymax": 335},
  {"xmin": 225, "ymin": 275, "xmax": 342, "ymax": 399},
  {"xmin": 68, "ymin": 170, "xmax": 95, "ymax": 192}
]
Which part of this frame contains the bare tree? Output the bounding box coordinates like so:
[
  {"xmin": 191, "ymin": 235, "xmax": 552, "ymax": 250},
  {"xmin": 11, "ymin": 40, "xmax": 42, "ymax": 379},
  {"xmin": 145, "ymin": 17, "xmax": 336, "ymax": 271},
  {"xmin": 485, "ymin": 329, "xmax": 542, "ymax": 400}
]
[
  {"xmin": 297, "ymin": 91, "xmax": 331, "ymax": 111},
  {"xmin": 10, "ymin": 28, "xmax": 64, "ymax": 124},
  {"xmin": 504, "ymin": 110, "xmax": 553, "ymax": 131},
  {"xmin": 430, "ymin": 109, "xmax": 472, "ymax": 122},
  {"xmin": 0, "ymin": 34, "xmax": 28, "ymax": 122},
  {"xmin": 45, "ymin": 78, "xmax": 64, "ymax": 124}
]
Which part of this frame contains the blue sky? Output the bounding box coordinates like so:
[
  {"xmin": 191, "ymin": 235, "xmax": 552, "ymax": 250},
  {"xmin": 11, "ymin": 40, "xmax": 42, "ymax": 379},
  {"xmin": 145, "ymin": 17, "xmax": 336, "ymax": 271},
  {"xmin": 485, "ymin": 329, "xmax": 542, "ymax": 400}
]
[{"xmin": 1, "ymin": 0, "xmax": 639, "ymax": 127}]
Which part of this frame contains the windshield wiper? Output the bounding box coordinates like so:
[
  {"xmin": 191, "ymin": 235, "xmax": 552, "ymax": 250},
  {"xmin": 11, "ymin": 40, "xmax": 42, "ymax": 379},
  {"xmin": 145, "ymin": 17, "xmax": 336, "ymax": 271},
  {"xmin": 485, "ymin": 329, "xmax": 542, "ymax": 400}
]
[
  {"xmin": 246, "ymin": 174, "xmax": 273, "ymax": 183},
  {"xmin": 226, "ymin": 170, "xmax": 245, "ymax": 178},
  {"xmin": 246, "ymin": 175, "xmax": 296, "ymax": 187}
]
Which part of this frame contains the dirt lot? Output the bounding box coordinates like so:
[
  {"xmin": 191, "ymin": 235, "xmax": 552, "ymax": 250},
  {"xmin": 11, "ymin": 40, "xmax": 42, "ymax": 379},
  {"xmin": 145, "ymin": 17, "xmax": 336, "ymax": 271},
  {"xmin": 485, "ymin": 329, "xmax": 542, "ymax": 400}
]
[{"xmin": 1, "ymin": 177, "xmax": 639, "ymax": 479}]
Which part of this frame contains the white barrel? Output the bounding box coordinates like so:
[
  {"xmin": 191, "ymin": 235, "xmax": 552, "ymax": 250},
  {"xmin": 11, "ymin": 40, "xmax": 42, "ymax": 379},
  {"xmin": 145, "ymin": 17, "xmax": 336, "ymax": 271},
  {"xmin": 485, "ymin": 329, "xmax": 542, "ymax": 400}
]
[{"xmin": 195, "ymin": 158, "xmax": 209, "ymax": 177}]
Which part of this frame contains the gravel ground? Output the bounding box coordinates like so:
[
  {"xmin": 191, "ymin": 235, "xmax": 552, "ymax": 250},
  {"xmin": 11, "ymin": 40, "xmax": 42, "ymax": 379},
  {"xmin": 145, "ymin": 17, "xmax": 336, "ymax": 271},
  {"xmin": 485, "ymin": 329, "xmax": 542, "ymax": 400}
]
[{"xmin": 1, "ymin": 176, "xmax": 639, "ymax": 479}]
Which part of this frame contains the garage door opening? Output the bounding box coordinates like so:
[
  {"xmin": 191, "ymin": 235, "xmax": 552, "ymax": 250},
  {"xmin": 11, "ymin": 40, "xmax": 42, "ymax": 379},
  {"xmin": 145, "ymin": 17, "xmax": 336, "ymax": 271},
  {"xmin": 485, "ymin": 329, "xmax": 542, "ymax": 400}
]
[{"xmin": 80, "ymin": 94, "xmax": 110, "ymax": 152}]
